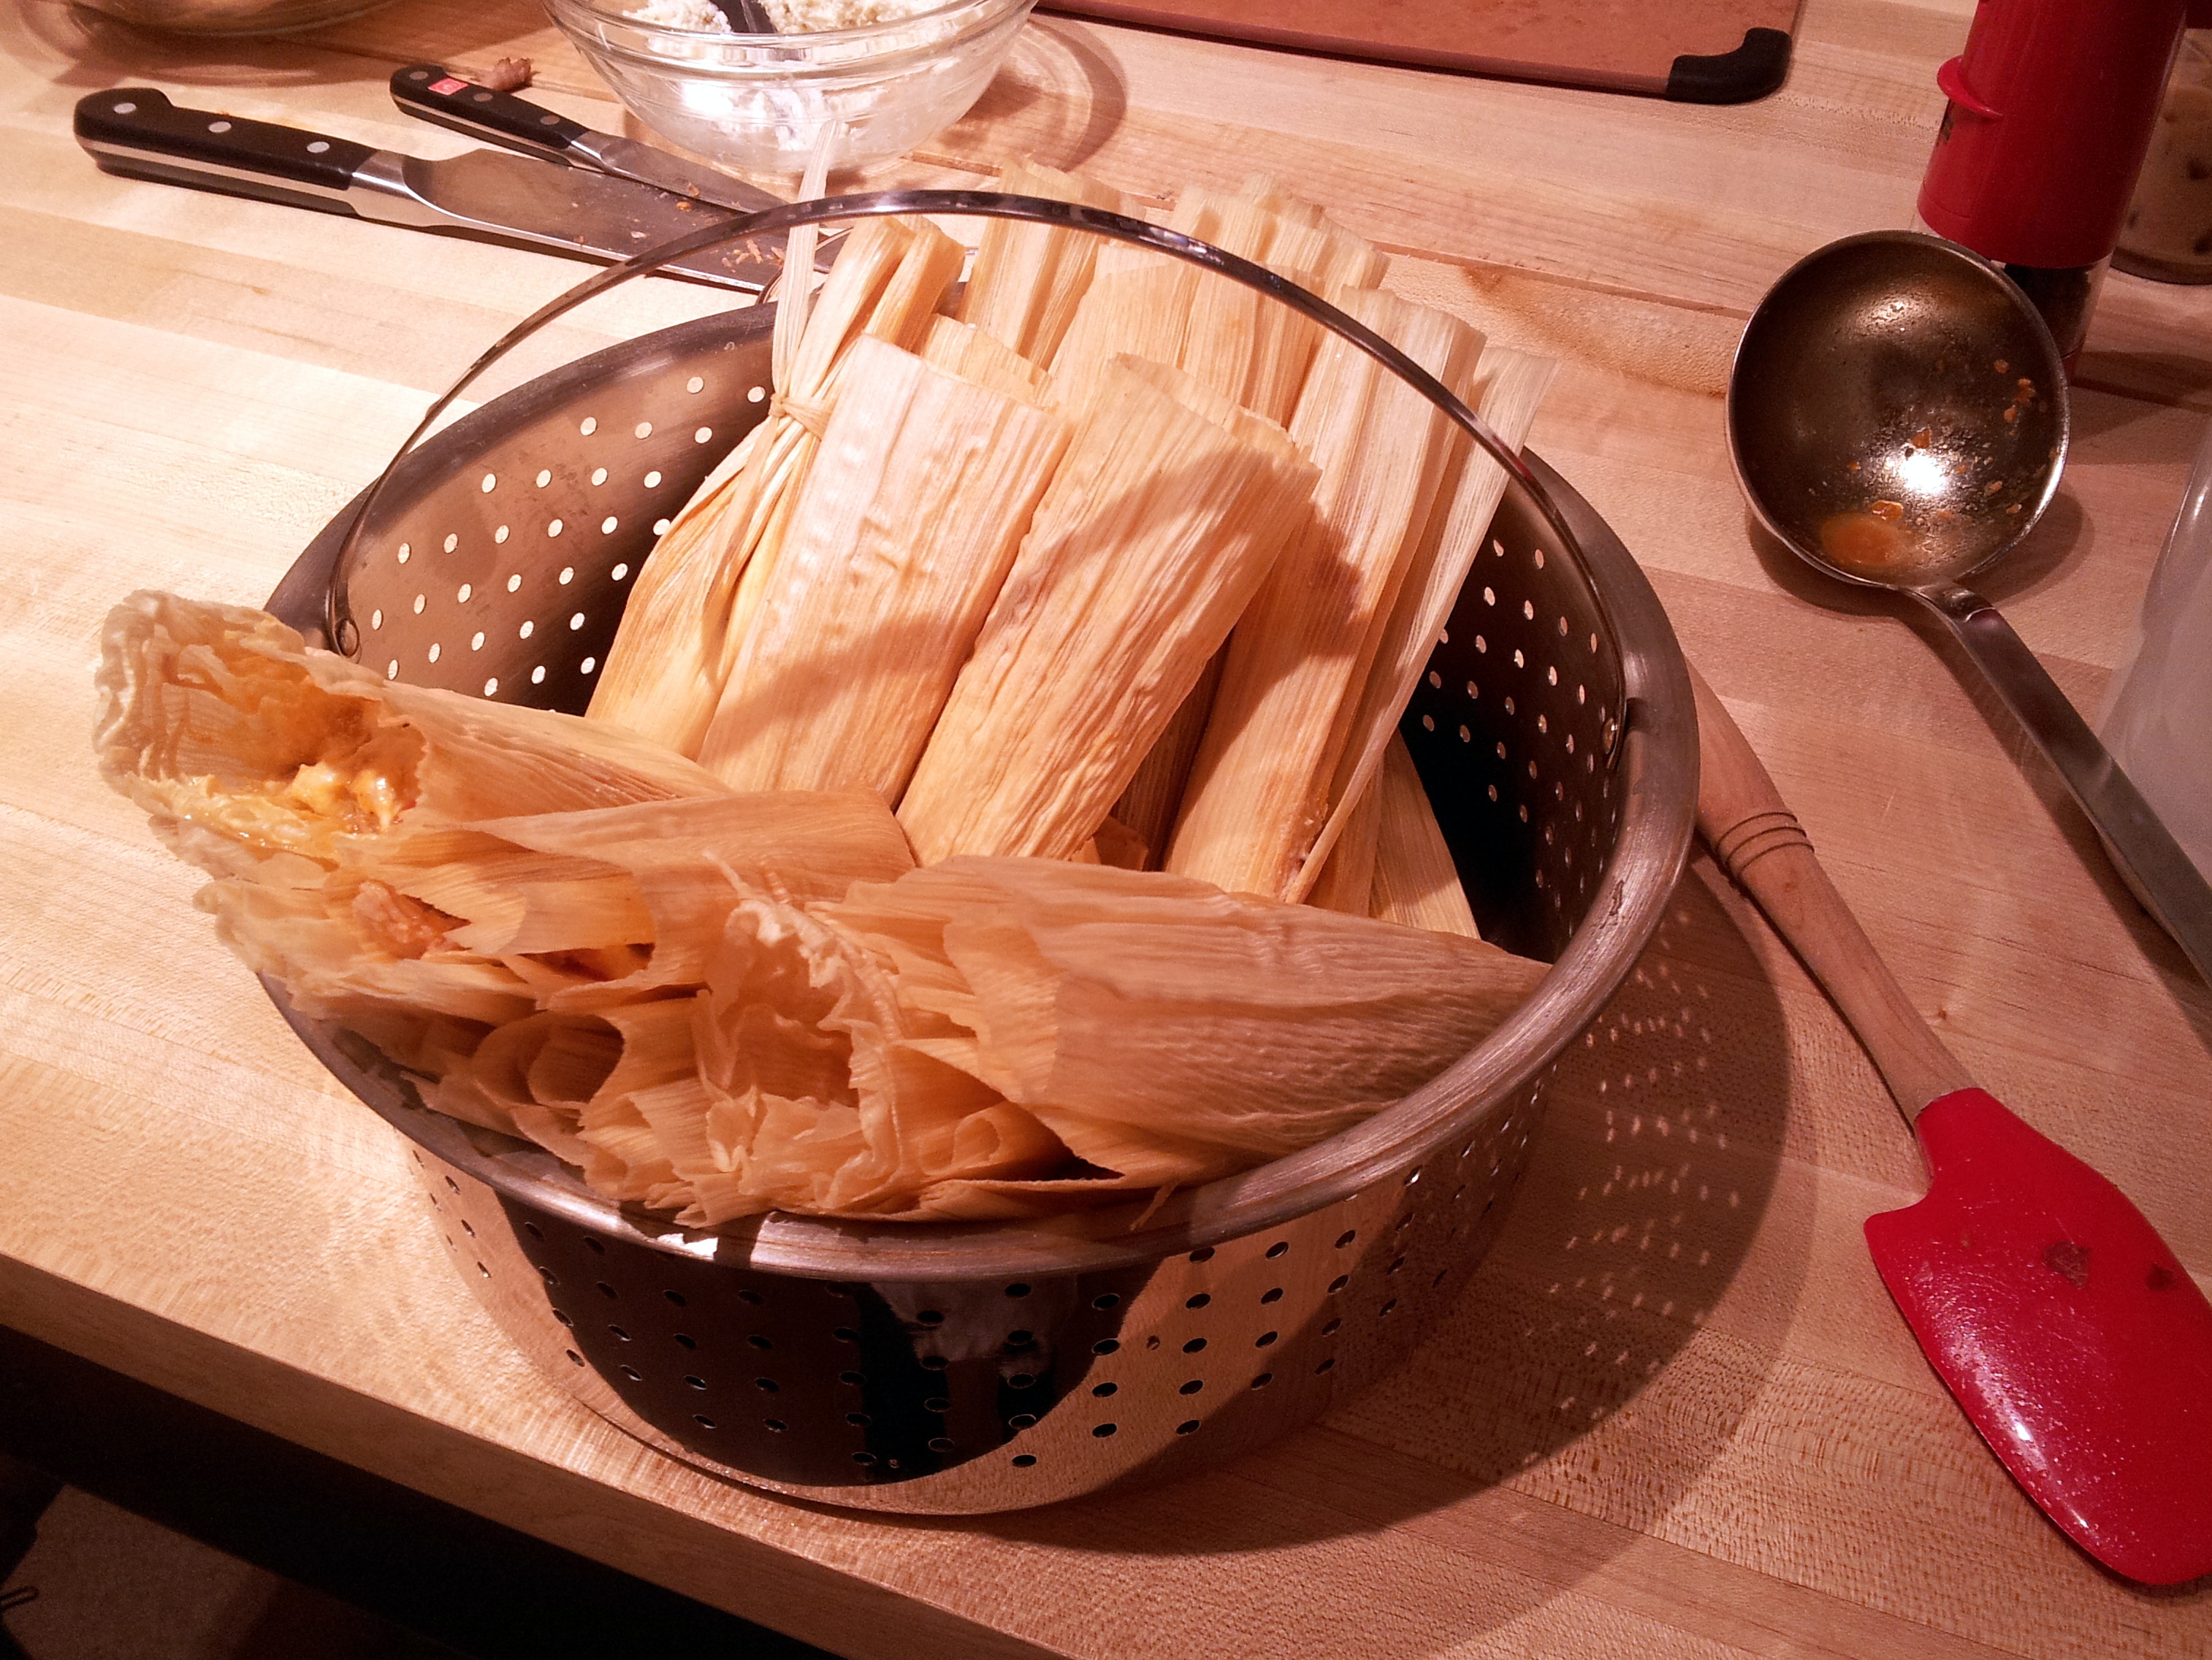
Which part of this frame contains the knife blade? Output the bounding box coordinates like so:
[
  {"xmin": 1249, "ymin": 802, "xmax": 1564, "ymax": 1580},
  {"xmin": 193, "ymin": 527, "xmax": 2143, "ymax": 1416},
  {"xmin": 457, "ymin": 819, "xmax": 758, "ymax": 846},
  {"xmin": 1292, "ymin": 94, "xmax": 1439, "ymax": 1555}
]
[
  {"xmin": 388, "ymin": 64, "xmax": 839, "ymax": 272},
  {"xmin": 72, "ymin": 88, "xmax": 790, "ymax": 294}
]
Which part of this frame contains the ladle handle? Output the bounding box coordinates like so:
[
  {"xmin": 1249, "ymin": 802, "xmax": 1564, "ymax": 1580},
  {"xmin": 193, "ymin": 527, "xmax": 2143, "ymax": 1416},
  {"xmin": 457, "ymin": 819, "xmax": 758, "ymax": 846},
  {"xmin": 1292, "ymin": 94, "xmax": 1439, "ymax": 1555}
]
[
  {"xmin": 1690, "ymin": 664, "xmax": 1975, "ymax": 1120},
  {"xmin": 1915, "ymin": 583, "xmax": 2212, "ymax": 984}
]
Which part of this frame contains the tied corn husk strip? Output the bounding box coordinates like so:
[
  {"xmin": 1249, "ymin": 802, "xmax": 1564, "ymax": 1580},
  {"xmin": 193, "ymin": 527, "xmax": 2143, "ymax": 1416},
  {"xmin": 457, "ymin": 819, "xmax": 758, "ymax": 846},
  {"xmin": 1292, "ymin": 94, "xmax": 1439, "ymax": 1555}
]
[
  {"xmin": 956, "ymin": 158, "xmax": 1140, "ymax": 366},
  {"xmin": 1166, "ymin": 287, "xmax": 1484, "ymax": 900},
  {"xmin": 96, "ymin": 592, "xmax": 729, "ymax": 881},
  {"xmin": 588, "ymin": 218, "xmax": 963, "ymax": 754},
  {"xmin": 1292, "ymin": 345, "xmax": 1560, "ymax": 895},
  {"xmin": 1369, "ymin": 733, "xmax": 1481, "ymax": 938},
  {"xmin": 896, "ymin": 356, "xmax": 1319, "ymax": 865},
  {"xmin": 695, "ymin": 335, "xmax": 1071, "ymax": 799}
]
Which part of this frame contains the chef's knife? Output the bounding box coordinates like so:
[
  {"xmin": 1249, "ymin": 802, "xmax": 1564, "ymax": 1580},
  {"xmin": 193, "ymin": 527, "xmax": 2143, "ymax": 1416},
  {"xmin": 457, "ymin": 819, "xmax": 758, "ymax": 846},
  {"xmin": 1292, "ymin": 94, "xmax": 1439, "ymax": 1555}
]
[{"xmin": 73, "ymin": 88, "xmax": 790, "ymax": 294}]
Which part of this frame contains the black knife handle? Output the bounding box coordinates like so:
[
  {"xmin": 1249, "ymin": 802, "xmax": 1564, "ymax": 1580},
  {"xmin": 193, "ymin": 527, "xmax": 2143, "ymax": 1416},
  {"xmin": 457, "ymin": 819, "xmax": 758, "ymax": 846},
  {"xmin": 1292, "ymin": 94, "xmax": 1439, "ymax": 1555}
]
[
  {"xmin": 391, "ymin": 64, "xmax": 585, "ymax": 164},
  {"xmin": 74, "ymin": 88, "xmax": 374, "ymax": 215}
]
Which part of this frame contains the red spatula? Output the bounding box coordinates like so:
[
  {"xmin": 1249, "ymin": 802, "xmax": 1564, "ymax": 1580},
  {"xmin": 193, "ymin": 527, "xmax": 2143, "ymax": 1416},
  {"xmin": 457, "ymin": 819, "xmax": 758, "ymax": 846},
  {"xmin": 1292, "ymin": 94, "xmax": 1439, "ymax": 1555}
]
[{"xmin": 1690, "ymin": 663, "xmax": 2212, "ymax": 1584}]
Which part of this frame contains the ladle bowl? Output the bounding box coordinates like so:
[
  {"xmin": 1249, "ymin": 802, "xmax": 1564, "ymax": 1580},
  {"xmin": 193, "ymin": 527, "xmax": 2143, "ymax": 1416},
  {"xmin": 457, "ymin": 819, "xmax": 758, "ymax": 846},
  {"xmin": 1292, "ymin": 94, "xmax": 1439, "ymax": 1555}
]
[{"xmin": 1728, "ymin": 229, "xmax": 2212, "ymax": 984}]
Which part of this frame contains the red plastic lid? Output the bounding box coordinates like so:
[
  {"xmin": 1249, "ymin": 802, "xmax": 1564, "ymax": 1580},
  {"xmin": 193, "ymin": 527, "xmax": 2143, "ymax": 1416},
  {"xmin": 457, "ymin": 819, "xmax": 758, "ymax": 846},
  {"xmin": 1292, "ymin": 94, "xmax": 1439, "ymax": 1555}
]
[{"xmin": 1918, "ymin": 0, "xmax": 2191, "ymax": 269}]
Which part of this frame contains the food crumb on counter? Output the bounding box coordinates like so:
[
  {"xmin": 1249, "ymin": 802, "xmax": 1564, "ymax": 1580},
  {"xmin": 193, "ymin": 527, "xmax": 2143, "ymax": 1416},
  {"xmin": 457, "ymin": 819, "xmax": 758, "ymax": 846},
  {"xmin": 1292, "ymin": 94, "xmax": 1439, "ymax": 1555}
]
[{"xmin": 481, "ymin": 56, "xmax": 535, "ymax": 91}]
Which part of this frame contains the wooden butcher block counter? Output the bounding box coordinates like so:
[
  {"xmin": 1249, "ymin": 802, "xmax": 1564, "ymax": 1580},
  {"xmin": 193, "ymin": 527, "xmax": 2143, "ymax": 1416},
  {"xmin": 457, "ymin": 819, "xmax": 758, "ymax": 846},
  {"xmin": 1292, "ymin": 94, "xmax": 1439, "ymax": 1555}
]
[{"xmin": 1, "ymin": 0, "xmax": 2207, "ymax": 1653}]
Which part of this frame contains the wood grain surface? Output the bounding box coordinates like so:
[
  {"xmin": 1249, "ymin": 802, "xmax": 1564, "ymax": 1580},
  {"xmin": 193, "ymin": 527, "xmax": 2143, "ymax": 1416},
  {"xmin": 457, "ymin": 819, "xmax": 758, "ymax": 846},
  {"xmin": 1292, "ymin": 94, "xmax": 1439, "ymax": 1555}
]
[{"xmin": 3, "ymin": 0, "xmax": 2208, "ymax": 1654}]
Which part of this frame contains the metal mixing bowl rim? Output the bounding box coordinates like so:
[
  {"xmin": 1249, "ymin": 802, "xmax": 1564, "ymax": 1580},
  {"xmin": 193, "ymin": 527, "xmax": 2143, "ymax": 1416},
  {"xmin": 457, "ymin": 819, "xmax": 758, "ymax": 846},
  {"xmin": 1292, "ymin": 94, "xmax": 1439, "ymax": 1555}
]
[{"xmin": 291, "ymin": 192, "xmax": 1698, "ymax": 1280}]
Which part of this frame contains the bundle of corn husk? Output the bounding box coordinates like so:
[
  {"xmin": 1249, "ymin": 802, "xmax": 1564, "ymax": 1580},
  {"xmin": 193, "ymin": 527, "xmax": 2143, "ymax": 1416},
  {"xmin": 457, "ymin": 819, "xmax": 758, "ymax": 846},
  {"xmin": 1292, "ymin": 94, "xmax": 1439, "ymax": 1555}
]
[
  {"xmin": 98, "ymin": 594, "xmax": 1544, "ymax": 1221},
  {"xmin": 99, "ymin": 164, "xmax": 1565, "ymax": 1226}
]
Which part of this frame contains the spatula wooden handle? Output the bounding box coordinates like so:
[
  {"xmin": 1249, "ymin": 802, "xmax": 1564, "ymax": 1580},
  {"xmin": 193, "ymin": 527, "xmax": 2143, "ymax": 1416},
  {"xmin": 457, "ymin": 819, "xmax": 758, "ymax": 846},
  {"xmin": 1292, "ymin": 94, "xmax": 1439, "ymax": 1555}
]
[{"xmin": 1689, "ymin": 663, "xmax": 1973, "ymax": 1120}]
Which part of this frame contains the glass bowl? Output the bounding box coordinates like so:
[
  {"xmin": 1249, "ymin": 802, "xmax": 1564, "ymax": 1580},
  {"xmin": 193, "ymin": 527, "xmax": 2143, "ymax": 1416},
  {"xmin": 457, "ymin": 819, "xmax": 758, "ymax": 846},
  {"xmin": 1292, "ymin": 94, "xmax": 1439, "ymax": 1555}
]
[{"xmin": 543, "ymin": 0, "xmax": 1037, "ymax": 175}]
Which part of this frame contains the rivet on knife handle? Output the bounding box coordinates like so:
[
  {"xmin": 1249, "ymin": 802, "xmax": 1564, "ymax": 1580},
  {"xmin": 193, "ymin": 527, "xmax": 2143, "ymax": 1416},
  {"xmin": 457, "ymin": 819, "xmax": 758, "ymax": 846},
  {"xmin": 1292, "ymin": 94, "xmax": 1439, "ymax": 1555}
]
[{"xmin": 391, "ymin": 64, "xmax": 587, "ymax": 165}]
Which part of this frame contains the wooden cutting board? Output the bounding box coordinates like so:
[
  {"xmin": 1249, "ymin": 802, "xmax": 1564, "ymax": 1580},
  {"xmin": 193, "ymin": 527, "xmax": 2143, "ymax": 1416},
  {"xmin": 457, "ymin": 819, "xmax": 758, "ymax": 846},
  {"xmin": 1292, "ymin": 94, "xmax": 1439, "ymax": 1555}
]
[{"xmin": 1040, "ymin": 0, "xmax": 1803, "ymax": 102}]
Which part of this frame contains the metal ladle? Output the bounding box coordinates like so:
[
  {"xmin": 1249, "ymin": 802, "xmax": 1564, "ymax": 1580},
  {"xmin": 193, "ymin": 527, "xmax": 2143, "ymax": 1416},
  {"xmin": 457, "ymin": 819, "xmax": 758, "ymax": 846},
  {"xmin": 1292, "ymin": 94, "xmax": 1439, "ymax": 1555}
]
[{"xmin": 1728, "ymin": 229, "xmax": 2212, "ymax": 983}]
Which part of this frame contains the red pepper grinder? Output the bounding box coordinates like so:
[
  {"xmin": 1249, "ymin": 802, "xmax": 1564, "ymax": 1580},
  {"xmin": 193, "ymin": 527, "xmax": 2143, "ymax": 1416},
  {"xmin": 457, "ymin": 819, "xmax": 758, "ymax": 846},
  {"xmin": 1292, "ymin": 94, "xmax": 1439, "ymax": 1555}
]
[{"xmin": 1917, "ymin": 0, "xmax": 2212, "ymax": 373}]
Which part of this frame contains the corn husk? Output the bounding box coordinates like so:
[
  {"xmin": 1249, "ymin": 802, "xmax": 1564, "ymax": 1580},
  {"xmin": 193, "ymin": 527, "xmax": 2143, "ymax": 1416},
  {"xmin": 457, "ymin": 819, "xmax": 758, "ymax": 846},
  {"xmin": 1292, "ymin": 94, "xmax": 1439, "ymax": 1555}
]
[
  {"xmin": 1165, "ymin": 288, "xmax": 1484, "ymax": 900},
  {"xmin": 1293, "ymin": 346, "xmax": 1559, "ymax": 895},
  {"xmin": 1305, "ymin": 776, "xmax": 1382, "ymax": 914},
  {"xmin": 897, "ymin": 356, "xmax": 1319, "ymax": 865},
  {"xmin": 1369, "ymin": 733, "xmax": 1481, "ymax": 938},
  {"xmin": 1109, "ymin": 644, "xmax": 1224, "ymax": 870},
  {"xmin": 96, "ymin": 592, "xmax": 730, "ymax": 883},
  {"xmin": 920, "ymin": 315, "xmax": 1050, "ymax": 405},
  {"xmin": 695, "ymin": 335, "xmax": 1071, "ymax": 799},
  {"xmin": 956, "ymin": 158, "xmax": 1139, "ymax": 365},
  {"xmin": 822, "ymin": 857, "xmax": 1549, "ymax": 1185},
  {"xmin": 587, "ymin": 218, "xmax": 963, "ymax": 754}
]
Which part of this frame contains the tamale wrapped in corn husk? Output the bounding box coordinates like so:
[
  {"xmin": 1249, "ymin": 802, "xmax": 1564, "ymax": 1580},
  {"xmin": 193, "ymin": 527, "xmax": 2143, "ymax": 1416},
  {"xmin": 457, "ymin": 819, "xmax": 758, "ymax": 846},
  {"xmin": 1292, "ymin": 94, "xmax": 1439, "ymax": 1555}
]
[
  {"xmin": 695, "ymin": 335, "xmax": 1071, "ymax": 799},
  {"xmin": 96, "ymin": 592, "xmax": 730, "ymax": 882},
  {"xmin": 588, "ymin": 218, "xmax": 963, "ymax": 754},
  {"xmin": 897, "ymin": 356, "xmax": 1319, "ymax": 865},
  {"xmin": 1047, "ymin": 260, "xmax": 1198, "ymax": 416},
  {"xmin": 821, "ymin": 857, "xmax": 1549, "ymax": 1186},
  {"xmin": 1294, "ymin": 346, "xmax": 1558, "ymax": 894},
  {"xmin": 1166, "ymin": 288, "xmax": 1484, "ymax": 900},
  {"xmin": 1108, "ymin": 644, "xmax": 1223, "ymax": 870},
  {"xmin": 1369, "ymin": 733, "xmax": 1481, "ymax": 938},
  {"xmin": 956, "ymin": 158, "xmax": 1137, "ymax": 366},
  {"xmin": 920, "ymin": 315, "xmax": 1050, "ymax": 405}
]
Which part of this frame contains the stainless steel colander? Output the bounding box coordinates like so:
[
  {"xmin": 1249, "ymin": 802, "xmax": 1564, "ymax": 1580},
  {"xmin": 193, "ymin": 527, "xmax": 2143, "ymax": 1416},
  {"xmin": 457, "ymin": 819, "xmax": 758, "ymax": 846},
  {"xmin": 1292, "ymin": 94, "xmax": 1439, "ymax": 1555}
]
[{"xmin": 262, "ymin": 194, "xmax": 1696, "ymax": 1515}]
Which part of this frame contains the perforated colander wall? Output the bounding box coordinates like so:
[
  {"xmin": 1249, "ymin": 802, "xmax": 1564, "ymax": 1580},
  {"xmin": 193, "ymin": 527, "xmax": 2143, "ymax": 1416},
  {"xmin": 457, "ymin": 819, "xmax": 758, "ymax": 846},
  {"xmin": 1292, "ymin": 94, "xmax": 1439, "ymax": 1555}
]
[{"xmin": 266, "ymin": 298, "xmax": 1683, "ymax": 1515}]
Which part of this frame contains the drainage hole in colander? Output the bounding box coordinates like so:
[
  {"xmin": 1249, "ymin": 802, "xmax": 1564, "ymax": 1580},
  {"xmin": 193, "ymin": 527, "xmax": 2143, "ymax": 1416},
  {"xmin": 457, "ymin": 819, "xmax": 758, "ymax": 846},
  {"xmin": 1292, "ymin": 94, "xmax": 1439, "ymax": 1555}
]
[
  {"xmin": 1012, "ymin": 1455, "xmax": 1037, "ymax": 1467},
  {"xmin": 678, "ymin": 1375, "xmax": 705, "ymax": 1390},
  {"xmin": 841, "ymin": 1371, "xmax": 866, "ymax": 1386},
  {"xmin": 674, "ymin": 1334, "xmax": 696, "ymax": 1350},
  {"xmin": 580, "ymin": 416, "xmax": 598, "ymax": 435},
  {"xmin": 1176, "ymin": 1420, "xmax": 1200, "ymax": 1436},
  {"xmin": 1178, "ymin": 1380, "xmax": 1203, "ymax": 1396},
  {"xmin": 1433, "ymin": 1269, "xmax": 1450, "ymax": 1288},
  {"xmin": 564, "ymin": 1350, "xmax": 583, "ymax": 1366},
  {"xmin": 747, "ymin": 1335, "xmax": 773, "ymax": 1350},
  {"xmin": 1260, "ymin": 1288, "xmax": 1284, "ymax": 1304},
  {"xmin": 1182, "ymin": 1339, "xmax": 1206, "ymax": 1354},
  {"xmin": 920, "ymin": 1355, "xmax": 948, "ymax": 1370},
  {"xmin": 834, "ymin": 1327, "xmax": 860, "ymax": 1342},
  {"xmin": 695, "ymin": 1415, "xmax": 716, "ymax": 1429},
  {"xmin": 924, "ymin": 1396, "xmax": 948, "ymax": 1412},
  {"xmin": 1335, "ymin": 1229, "xmax": 1357, "ymax": 1247},
  {"xmin": 1004, "ymin": 1282, "xmax": 1031, "ymax": 1298},
  {"xmin": 609, "ymin": 1325, "xmax": 630, "ymax": 1341},
  {"xmin": 928, "ymin": 1437, "xmax": 954, "ymax": 1452},
  {"xmin": 1093, "ymin": 1423, "xmax": 1118, "ymax": 1438},
  {"xmin": 537, "ymin": 1266, "xmax": 558, "ymax": 1287},
  {"xmin": 1092, "ymin": 1339, "xmax": 1119, "ymax": 1355},
  {"xmin": 1008, "ymin": 1373, "xmax": 1036, "ymax": 1389},
  {"xmin": 552, "ymin": 1310, "xmax": 572, "ymax": 1328},
  {"xmin": 846, "ymin": 1412, "xmax": 870, "ymax": 1426},
  {"xmin": 1265, "ymin": 1241, "xmax": 1289, "ymax": 1259},
  {"xmin": 1255, "ymin": 1332, "xmax": 1278, "ymax": 1348},
  {"xmin": 619, "ymin": 1366, "xmax": 641, "ymax": 1381},
  {"xmin": 459, "ymin": 1218, "xmax": 475, "ymax": 1237},
  {"xmin": 1379, "ymin": 1299, "xmax": 1399, "ymax": 1317},
  {"xmin": 1316, "ymin": 1358, "xmax": 1336, "ymax": 1374},
  {"xmin": 444, "ymin": 1175, "xmax": 459, "ymax": 1193},
  {"xmin": 1091, "ymin": 1293, "xmax": 1120, "ymax": 1309},
  {"xmin": 747, "ymin": 384, "xmax": 765, "ymax": 402},
  {"xmin": 1250, "ymin": 1373, "xmax": 1273, "ymax": 1390},
  {"xmin": 765, "ymin": 1418, "xmax": 787, "ymax": 1432},
  {"xmin": 918, "ymin": 1309, "xmax": 944, "ymax": 1326},
  {"xmin": 1189, "ymin": 1246, "xmax": 1215, "ymax": 1263},
  {"xmin": 663, "ymin": 1289, "xmax": 687, "ymax": 1307},
  {"xmin": 1322, "ymin": 1318, "xmax": 1342, "ymax": 1335},
  {"xmin": 1388, "ymin": 1256, "xmax": 1407, "ymax": 1275},
  {"xmin": 1397, "ymin": 1212, "xmax": 1418, "ymax": 1232},
  {"xmin": 1091, "ymin": 1382, "xmax": 1116, "ymax": 1398},
  {"xmin": 595, "ymin": 1282, "xmax": 617, "ymax": 1299},
  {"xmin": 738, "ymin": 1289, "xmax": 765, "ymax": 1305},
  {"xmin": 1185, "ymin": 1293, "xmax": 1210, "ymax": 1310},
  {"xmin": 1006, "ymin": 1329, "xmax": 1034, "ymax": 1347},
  {"xmin": 1008, "ymin": 1413, "xmax": 1037, "ymax": 1429},
  {"xmin": 753, "ymin": 1377, "xmax": 777, "ymax": 1392}
]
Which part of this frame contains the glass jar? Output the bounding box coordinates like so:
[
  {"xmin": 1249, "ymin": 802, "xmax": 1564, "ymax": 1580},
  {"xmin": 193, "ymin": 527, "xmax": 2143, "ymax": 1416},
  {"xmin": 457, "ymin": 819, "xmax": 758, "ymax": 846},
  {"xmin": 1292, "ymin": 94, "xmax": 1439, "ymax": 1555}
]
[{"xmin": 2116, "ymin": 30, "xmax": 2212, "ymax": 283}]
